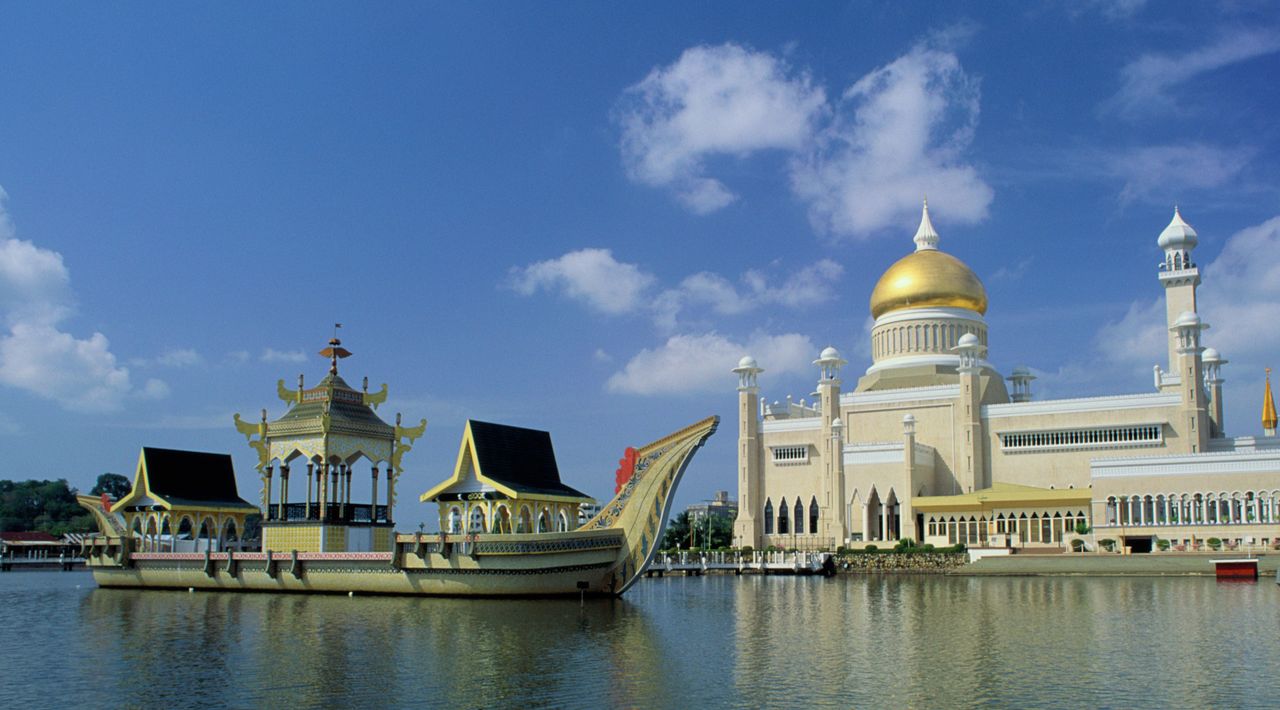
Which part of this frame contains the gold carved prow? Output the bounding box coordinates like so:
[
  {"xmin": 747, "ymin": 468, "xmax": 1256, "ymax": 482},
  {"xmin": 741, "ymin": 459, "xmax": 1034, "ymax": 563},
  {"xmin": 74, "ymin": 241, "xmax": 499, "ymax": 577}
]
[{"xmin": 233, "ymin": 410, "xmax": 271, "ymax": 471}]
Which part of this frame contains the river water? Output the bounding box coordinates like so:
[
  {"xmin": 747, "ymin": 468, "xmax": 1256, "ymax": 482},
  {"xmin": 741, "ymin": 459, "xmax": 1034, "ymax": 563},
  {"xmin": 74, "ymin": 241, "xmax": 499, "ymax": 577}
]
[{"xmin": 2, "ymin": 570, "xmax": 1274, "ymax": 708}]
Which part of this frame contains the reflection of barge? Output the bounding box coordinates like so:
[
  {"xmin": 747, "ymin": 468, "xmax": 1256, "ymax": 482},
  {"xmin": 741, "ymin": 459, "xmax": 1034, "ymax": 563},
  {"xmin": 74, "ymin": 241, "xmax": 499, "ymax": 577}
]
[{"xmin": 77, "ymin": 340, "xmax": 717, "ymax": 597}]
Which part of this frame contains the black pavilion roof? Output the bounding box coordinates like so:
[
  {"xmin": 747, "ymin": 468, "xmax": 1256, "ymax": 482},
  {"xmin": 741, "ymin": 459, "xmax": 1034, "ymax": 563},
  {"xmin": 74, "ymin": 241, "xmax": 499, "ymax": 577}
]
[
  {"xmin": 468, "ymin": 420, "xmax": 590, "ymax": 499},
  {"xmin": 142, "ymin": 447, "xmax": 257, "ymax": 509}
]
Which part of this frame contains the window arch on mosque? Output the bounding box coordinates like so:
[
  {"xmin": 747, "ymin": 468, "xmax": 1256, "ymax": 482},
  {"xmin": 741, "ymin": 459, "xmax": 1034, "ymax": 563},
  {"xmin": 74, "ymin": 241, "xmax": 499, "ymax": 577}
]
[
  {"xmin": 794, "ymin": 500, "xmax": 805, "ymax": 534},
  {"xmin": 469, "ymin": 506, "xmax": 487, "ymax": 533},
  {"xmin": 778, "ymin": 498, "xmax": 790, "ymax": 535},
  {"xmin": 809, "ymin": 498, "xmax": 820, "ymax": 535},
  {"xmin": 448, "ymin": 507, "xmax": 462, "ymax": 534},
  {"xmin": 764, "ymin": 499, "xmax": 774, "ymax": 535}
]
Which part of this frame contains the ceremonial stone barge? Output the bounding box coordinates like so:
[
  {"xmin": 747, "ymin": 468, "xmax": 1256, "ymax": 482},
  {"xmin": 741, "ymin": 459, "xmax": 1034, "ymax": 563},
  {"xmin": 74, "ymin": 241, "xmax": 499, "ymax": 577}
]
[{"xmin": 76, "ymin": 339, "xmax": 717, "ymax": 597}]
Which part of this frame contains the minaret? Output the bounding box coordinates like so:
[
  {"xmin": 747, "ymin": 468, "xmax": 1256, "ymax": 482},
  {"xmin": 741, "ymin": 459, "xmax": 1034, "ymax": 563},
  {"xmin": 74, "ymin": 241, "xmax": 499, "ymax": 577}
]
[
  {"xmin": 1264, "ymin": 368, "xmax": 1277, "ymax": 437},
  {"xmin": 953, "ymin": 333, "xmax": 985, "ymax": 492},
  {"xmin": 1170, "ymin": 311, "xmax": 1210, "ymax": 453},
  {"xmin": 1007, "ymin": 366, "xmax": 1036, "ymax": 403},
  {"xmin": 1201, "ymin": 348, "xmax": 1227, "ymax": 438},
  {"xmin": 1157, "ymin": 207, "xmax": 1201, "ymax": 386},
  {"xmin": 814, "ymin": 346, "xmax": 847, "ymax": 544},
  {"xmin": 732, "ymin": 356, "xmax": 764, "ymax": 548}
]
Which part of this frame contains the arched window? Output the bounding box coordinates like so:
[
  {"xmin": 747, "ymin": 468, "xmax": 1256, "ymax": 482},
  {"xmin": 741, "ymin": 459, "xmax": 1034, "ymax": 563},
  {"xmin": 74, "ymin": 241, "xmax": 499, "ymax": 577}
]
[
  {"xmin": 537, "ymin": 510, "xmax": 549, "ymax": 533},
  {"xmin": 469, "ymin": 506, "xmax": 487, "ymax": 533},
  {"xmin": 778, "ymin": 498, "xmax": 790, "ymax": 534},
  {"xmin": 221, "ymin": 519, "xmax": 238, "ymax": 550},
  {"xmin": 809, "ymin": 498, "xmax": 820, "ymax": 535},
  {"xmin": 557, "ymin": 511, "xmax": 569, "ymax": 532},
  {"xmin": 493, "ymin": 505, "xmax": 512, "ymax": 534},
  {"xmin": 764, "ymin": 499, "xmax": 774, "ymax": 535},
  {"xmin": 448, "ymin": 507, "xmax": 462, "ymax": 534},
  {"xmin": 518, "ymin": 506, "xmax": 532, "ymax": 533},
  {"xmin": 794, "ymin": 500, "xmax": 805, "ymax": 534}
]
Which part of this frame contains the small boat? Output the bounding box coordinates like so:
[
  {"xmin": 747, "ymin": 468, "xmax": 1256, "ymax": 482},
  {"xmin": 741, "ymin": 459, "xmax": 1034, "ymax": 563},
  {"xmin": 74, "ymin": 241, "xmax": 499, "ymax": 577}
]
[{"xmin": 1211, "ymin": 558, "xmax": 1259, "ymax": 580}]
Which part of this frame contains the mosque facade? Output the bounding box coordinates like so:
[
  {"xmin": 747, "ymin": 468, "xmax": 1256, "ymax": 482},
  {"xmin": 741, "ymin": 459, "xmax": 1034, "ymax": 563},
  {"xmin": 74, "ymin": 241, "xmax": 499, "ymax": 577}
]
[{"xmin": 733, "ymin": 205, "xmax": 1280, "ymax": 553}]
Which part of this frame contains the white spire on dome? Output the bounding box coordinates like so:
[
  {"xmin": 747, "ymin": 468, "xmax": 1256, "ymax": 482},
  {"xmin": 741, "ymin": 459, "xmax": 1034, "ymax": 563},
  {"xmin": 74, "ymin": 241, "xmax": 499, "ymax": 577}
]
[
  {"xmin": 1158, "ymin": 205, "xmax": 1198, "ymax": 251},
  {"xmin": 913, "ymin": 198, "xmax": 940, "ymax": 252}
]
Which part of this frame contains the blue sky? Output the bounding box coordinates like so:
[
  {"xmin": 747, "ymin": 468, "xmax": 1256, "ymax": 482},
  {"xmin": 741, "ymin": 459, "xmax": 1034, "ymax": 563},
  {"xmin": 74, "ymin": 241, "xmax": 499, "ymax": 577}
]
[{"xmin": 2, "ymin": 2, "xmax": 1279, "ymax": 529}]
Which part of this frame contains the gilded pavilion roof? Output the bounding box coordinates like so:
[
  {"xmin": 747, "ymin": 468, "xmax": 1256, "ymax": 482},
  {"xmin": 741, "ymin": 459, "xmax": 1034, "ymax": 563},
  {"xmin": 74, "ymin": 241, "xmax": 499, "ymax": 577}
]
[{"xmin": 268, "ymin": 373, "xmax": 395, "ymax": 439}]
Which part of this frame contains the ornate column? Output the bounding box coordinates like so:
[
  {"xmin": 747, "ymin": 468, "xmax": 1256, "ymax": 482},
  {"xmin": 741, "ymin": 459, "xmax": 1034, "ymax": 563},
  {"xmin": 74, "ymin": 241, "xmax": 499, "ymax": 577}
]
[
  {"xmin": 264, "ymin": 464, "xmax": 274, "ymax": 519},
  {"xmin": 371, "ymin": 466, "xmax": 380, "ymax": 522},
  {"xmin": 320, "ymin": 462, "xmax": 330, "ymax": 520},
  {"xmin": 279, "ymin": 465, "xmax": 290, "ymax": 521},
  {"xmin": 337, "ymin": 464, "xmax": 347, "ymax": 520},
  {"xmin": 305, "ymin": 462, "xmax": 314, "ymax": 519},
  {"xmin": 386, "ymin": 468, "xmax": 395, "ymax": 525},
  {"xmin": 344, "ymin": 465, "xmax": 353, "ymax": 513}
]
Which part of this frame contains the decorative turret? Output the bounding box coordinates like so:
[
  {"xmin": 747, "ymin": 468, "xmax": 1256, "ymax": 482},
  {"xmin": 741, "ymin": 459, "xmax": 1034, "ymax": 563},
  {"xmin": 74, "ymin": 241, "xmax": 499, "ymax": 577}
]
[
  {"xmin": 1007, "ymin": 365, "xmax": 1036, "ymax": 403},
  {"xmin": 1158, "ymin": 208, "xmax": 1202, "ymax": 381},
  {"xmin": 1202, "ymin": 348, "xmax": 1226, "ymax": 437},
  {"xmin": 733, "ymin": 355, "xmax": 764, "ymax": 547},
  {"xmin": 1264, "ymin": 368, "xmax": 1277, "ymax": 437},
  {"xmin": 1168, "ymin": 312, "xmax": 1210, "ymax": 452},
  {"xmin": 953, "ymin": 333, "xmax": 985, "ymax": 491},
  {"xmin": 234, "ymin": 329, "xmax": 426, "ymax": 553},
  {"xmin": 814, "ymin": 346, "xmax": 847, "ymax": 544},
  {"xmin": 913, "ymin": 198, "xmax": 940, "ymax": 251},
  {"xmin": 814, "ymin": 346, "xmax": 847, "ymax": 383}
]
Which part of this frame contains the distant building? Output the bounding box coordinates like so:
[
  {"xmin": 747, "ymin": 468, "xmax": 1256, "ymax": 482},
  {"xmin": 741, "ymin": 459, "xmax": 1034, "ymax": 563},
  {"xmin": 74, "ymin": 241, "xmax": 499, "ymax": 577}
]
[
  {"xmin": 0, "ymin": 531, "xmax": 67, "ymax": 559},
  {"xmin": 686, "ymin": 490, "xmax": 738, "ymax": 524}
]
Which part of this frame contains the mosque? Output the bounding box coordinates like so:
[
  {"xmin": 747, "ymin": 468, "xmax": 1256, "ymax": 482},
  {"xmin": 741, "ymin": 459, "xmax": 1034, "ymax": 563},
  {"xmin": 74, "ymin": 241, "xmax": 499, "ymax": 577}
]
[{"xmin": 733, "ymin": 204, "xmax": 1280, "ymax": 553}]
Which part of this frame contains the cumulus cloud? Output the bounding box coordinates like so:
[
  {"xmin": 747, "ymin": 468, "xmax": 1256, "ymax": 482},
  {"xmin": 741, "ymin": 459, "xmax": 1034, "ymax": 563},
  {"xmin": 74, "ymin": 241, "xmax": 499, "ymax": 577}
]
[
  {"xmin": 618, "ymin": 43, "xmax": 827, "ymax": 213},
  {"xmin": 261, "ymin": 348, "xmax": 308, "ymax": 364},
  {"xmin": 1105, "ymin": 29, "xmax": 1280, "ymax": 118},
  {"xmin": 155, "ymin": 348, "xmax": 202, "ymax": 368},
  {"xmin": 511, "ymin": 248, "xmax": 842, "ymax": 331},
  {"xmin": 790, "ymin": 45, "xmax": 992, "ymax": 237},
  {"xmin": 606, "ymin": 331, "xmax": 815, "ymax": 395},
  {"xmin": 0, "ymin": 188, "xmax": 151, "ymax": 412},
  {"xmin": 653, "ymin": 259, "xmax": 843, "ymax": 330},
  {"xmin": 509, "ymin": 248, "xmax": 656, "ymax": 315},
  {"xmin": 1108, "ymin": 143, "xmax": 1254, "ymax": 205},
  {"xmin": 617, "ymin": 41, "xmax": 992, "ymax": 238}
]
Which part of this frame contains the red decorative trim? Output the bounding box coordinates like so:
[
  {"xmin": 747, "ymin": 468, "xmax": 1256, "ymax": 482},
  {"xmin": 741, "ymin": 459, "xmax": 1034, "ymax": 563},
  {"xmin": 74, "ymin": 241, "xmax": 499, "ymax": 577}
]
[{"xmin": 615, "ymin": 446, "xmax": 637, "ymax": 494}]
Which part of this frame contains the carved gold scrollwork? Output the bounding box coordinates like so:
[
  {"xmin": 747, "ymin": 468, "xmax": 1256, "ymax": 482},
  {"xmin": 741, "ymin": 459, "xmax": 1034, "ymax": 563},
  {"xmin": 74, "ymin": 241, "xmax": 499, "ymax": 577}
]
[
  {"xmin": 391, "ymin": 417, "xmax": 428, "ymax": 475},
  {"xmin": 277, "ymin": 379, "xmax": 300, "ymax": 405},
  {"xmin": 233, "ymin": 412, "xmax": 271, "ymax": 471},
  {"xmin": 363, "ymin": 383, "xmax": 388, "ymax": 409}
]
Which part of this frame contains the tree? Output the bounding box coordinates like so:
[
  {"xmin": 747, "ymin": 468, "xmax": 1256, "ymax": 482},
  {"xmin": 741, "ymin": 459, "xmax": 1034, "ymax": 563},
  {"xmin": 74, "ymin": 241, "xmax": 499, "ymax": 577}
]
[
  {"xmin": 660, "ymin": 511, "xmax": 734, "ymax": 550},
  {"xmin": 90, "ymin": 473, "xmax": 132, "ymax": 499},
  {"xmin": 0, "ymin": 479, "xmax": 94, "ymax": 534},
  {"xmin": 661, "ymin": 511, "xmax": 692, "ymax": 550}
]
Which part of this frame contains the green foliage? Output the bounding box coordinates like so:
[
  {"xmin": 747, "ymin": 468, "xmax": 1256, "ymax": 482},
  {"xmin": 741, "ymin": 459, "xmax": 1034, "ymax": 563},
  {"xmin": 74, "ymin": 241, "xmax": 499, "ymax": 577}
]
[
  {"xmin": 1071, "ymin": 539, "xmax": 1087, "ymax": 552},
  {"xmin": 1098, "ymin": 538, "xmax": 1116, "ymax": 552},
  {"xmin": 739, "ymin": 545, "xmax": 753, "ymax": 554},
  {"xmin": 661, "ymin": 511, "xmax": 734, "ymax": 550},
  {"xmin": 90, "ymin": 473, "xmax": 131, "ymax": 499},
  {"xmin": 1207, "ymin": 537, "xmax": 1222, "ymax": 550},
  {"xmin": 0, "ymin": 479, "xmax": 94, "ymax": 535},
  {"xmin": 1074, "ymin": 521, "xmax": 1091, "ymax": 536},
  {"xmin": 835, "ymin": 546, "xmax": 848, "ymax": 555},
  {"xmin": 1156, "ymin": 538, "xmax": 1171, "ymax": 551},
  {"xmin": 863, "ymin": 544, "xmax": 878, "ymax": 553}
]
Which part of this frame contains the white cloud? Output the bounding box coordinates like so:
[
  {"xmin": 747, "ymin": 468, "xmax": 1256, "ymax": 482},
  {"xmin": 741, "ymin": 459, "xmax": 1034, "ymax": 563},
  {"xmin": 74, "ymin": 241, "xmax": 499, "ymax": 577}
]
[
  {"xmin": 654, "ymin": 259, "xmax": 843, "ymax": 330},
  {"xmin": 0, "ymin": 187, "xmax": 143, "ymax": 412},
  {"xmin": 155, "ymin": 347, "xmax": 202, "ymax": 368},
  {"xmin": 606, "ymin": 331, "xmax": 815, "ymax": 396},
  {"xmin": 140, "ymin": 378, "xmax": 171, "ymax": 400},
  {"xmin": 617, "ymin": 43, "xmax": 826, "ymax": 212},
  {"xmin": 226, "ymin": 350, "xmax": 251, "ymax": 364},
  {"xmin": 261, "ymin": 348, "xmax": 308, "ymax": 364},
  {"xmin": 618, "ymin": 41, "xmax": 992, "ymax": 236},
  {"xmin": 509, "ymin": 248, "xmax": 655, "ymax": 315},
  {"xmin": 1095, "ymin": 297, "xmax": 1166, "ymax": 370},
  {"xmin": 1108, "ymin": 143, "xmax": 1253, "ymax": 205},
  {"xmin": 790, "ymin": 45, "xmax": 992, "ymax": 237},
  {"xmin": 1105, "ymin": 29, "xmax": 1280, "ymax": 118}
]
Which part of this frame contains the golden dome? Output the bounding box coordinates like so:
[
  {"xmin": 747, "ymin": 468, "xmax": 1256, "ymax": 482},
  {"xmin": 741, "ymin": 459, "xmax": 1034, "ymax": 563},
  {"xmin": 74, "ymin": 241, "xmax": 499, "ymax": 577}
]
[{"xmin": 869, "ymin": 248, "xmax": 988, "ymax": 319}]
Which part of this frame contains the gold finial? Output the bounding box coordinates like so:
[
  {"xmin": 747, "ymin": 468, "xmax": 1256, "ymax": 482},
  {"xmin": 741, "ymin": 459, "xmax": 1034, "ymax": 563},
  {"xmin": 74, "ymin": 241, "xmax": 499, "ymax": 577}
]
[
  {"xmin": 261, "ymin": 408, "xmax": 267, "ymax": 423},
  {"xmin": 318, "ymin": 324, "xmax": 351, "ymax": 376},
  {"xmin": 1264, "ymin": 367, "xmax": 1277, "ymax": 434}
]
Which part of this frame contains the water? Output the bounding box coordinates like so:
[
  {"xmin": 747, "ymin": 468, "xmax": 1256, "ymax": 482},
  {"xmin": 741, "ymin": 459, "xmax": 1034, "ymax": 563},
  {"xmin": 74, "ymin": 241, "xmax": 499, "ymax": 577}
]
[{"xmin": 2, "ymin": 570, "xmax": 1275, "ymax": 708}]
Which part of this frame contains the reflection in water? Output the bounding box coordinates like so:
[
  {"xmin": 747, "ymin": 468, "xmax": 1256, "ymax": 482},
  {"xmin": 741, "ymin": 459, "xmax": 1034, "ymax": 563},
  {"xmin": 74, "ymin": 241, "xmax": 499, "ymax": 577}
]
[{"xmin": 1, "ymin": 571, "xmax": 1276, "ymax": 707}]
